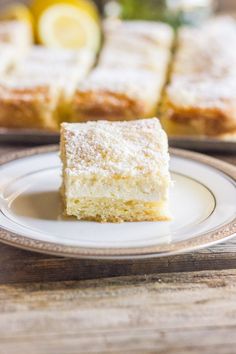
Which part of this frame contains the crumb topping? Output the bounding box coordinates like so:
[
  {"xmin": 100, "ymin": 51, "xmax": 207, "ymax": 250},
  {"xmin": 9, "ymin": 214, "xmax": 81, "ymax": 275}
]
[{"xmin": 61, "ymin": 119, "xmax": 169, "ymax": 177}]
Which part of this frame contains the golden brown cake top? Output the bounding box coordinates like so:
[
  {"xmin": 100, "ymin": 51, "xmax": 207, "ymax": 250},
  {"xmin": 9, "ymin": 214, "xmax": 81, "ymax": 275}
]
[
  {"xmin": 61, "ymin": 118, "xmax": 169, "ymax": 177},
  {"xmin": 0, "ymin": 77, "xmax": 59, "ymax": 102}
]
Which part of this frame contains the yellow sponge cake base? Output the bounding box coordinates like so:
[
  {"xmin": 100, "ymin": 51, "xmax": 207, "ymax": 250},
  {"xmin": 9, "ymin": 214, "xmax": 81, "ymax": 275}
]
[{"xmin": 65, "ymin": 197, "xmax": 171, "ymax": 223}]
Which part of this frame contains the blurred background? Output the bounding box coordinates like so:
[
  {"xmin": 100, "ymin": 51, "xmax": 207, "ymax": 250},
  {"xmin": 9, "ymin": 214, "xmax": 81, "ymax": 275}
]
[
  {"xmin": 0, "ymin": 0, "xmax": 230, "ymax": 10},
  {"xmin": 0, "ymin": 0, "xmax": 233, "ymax": 66},
  {"xmin": 0, "ymin": 0, "xmax": 233, "ymax": 73},
  {"xmin": 0, "ymin": 0, "xmax": 235, "ymax": 12},
  {"xmin": 0, "ymin": 0, "xmax": 235, "ymax": 145},
  {"xmin": 0, "ymin": 0, "xmax": 233, "ymax": 37}
]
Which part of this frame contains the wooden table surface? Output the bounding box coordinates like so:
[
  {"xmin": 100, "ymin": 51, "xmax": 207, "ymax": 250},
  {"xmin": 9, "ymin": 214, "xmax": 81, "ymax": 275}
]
[{"xmin": 0, "ymin": 144, "xmax": 235, "ymax": 354}]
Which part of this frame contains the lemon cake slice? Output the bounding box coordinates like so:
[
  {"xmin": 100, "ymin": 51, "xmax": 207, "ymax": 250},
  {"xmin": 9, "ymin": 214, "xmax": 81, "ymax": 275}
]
[
  {"xmin": 12, "ymin": 46, "xmax": 96, "ymax": 123},
  {"xmin": 60, "ymin": 118, "xmax": 171, "ymax": 222},
  {"xmin": 0, "ymin": 77, "xmax": 60, "ymax": 130},
  {"xmin": 162, "ymin": 16, "xmax": 236, "ymax": 137},
  {"xmin": 71, "ymin": 68, "xmax": 164, "ymax": 122}
]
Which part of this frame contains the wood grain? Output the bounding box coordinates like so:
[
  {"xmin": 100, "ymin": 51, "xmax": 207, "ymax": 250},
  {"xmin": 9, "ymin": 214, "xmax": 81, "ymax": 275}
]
[
  {"xmin": 0, "ymin": 269, "xmax": 236, "ymax": 354},
  {"xmin": 0, "ymin": 240, "xmax": 236, "ymax": 285},
  {"xmin": 0, "ymin": 145, "xmax": 235, "ymax": 354}
]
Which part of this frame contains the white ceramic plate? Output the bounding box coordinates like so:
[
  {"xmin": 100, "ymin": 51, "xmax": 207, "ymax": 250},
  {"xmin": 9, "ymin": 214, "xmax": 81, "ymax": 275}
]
[{"xmin": 0, "ymin": 146, "xmax": 235, "ymax": 259}]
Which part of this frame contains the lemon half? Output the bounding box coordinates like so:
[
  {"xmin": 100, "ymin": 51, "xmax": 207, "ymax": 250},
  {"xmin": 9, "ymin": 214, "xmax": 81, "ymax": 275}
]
[
  {"xmin": 31, "ymin": 0, "xmax": 101, "ymax": 51},
  {"xmin": 32, "ymin": 0, "xmax": 100, "ymax": 23},
  {"xmin": 38, "ymin": 3, "xmax": 101, "ymax": 51}
]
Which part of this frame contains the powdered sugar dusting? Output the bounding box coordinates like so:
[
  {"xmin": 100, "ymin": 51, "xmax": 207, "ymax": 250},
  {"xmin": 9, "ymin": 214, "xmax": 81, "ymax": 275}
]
[
  {"xmin": 99, "ymin": 39, "xmax": 170, "ymax": 71},
  {"xmin": 12, "ymin": 46, "xmax": 95, "ymax": 86},
  {"xmin": 167, "ymin": 16, "xmax": 236, "ymax": 111},
  {"xmin": 174, "ymin": 17, "xmax": 236, "ymax": 77},
  {"xmin": 61, "ymin": 119, "xmax": 169, "ymax": 177},
  {"xmin": 103, "ymin": 19, "xmax": 174, "ymax": 48},
  {"xmin": 167, "ymin": 76, "xmax": 236, "ymax": 110},
  {"xmin": 77, "ymin": 68, "xmax": 162, "ymax": 101}
]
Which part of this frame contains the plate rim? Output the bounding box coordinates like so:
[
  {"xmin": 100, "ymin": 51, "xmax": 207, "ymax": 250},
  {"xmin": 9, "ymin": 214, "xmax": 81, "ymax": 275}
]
[
  {"xmin": 1, "ymin": 128, "xmax": 236, "ymax": 153},
  {"xmin": 0, "ymin": 145, "xmax": 235, "ymax": 259}
]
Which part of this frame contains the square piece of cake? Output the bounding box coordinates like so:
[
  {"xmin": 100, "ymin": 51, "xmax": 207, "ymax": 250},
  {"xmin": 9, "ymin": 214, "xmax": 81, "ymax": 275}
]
[
  {"xmin": 70, "ymin": 68, "xmax": 163, "ymax": 122},
  {"xmin": 60, "ymin": 118, "xmax": 171, "ymax": 222},
  {"xmin": 0, "ymin": 77, "xmax": 60, "ymax": 130},
  {"xmin": 161, "ymin": 16, "xmax": 236, "ymax": 138},
  {"xmin": 13, "ymin": 46, "xmax": 96, "ymax": 124},
  {"xmin": 14, "ymin": 46, "xmax": 95, "ymax": 101}
]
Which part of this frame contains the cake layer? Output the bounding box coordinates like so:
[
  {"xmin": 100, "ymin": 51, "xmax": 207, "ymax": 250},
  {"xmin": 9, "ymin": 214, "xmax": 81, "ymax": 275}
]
[
  {"xmin": 64, "ymin": 172, "xmax": 169, "ymax": 202},
  {"xmin": 66, "ymin": 198, "xmax": 171, "ymax": 223},
  {"xmin": 162, "ymin": 114, "xmax": 236, "ymax": 138},
  {"xmin": 60, "ymin": 119, "xmax": 171, "ymax": 223},
  {"xmin": 162, "ymin": 16, "xmax": 236, "ymax": 137}
]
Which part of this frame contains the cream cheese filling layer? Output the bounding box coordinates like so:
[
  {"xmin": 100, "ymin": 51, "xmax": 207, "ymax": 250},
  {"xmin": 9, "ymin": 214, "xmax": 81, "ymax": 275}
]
[{"xmin": 64, "ymin": 174, "xmax": 170, "ymax": 202}]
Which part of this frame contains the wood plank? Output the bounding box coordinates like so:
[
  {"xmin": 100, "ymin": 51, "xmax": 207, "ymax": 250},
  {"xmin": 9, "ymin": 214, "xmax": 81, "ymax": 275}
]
[
  {"xmin": 0, "ymin": 240, "xmax": 236, "ymax": 284},
  {"xmin": 0, "ymin": 269, "xmax": 235, "ymax": 354}
]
